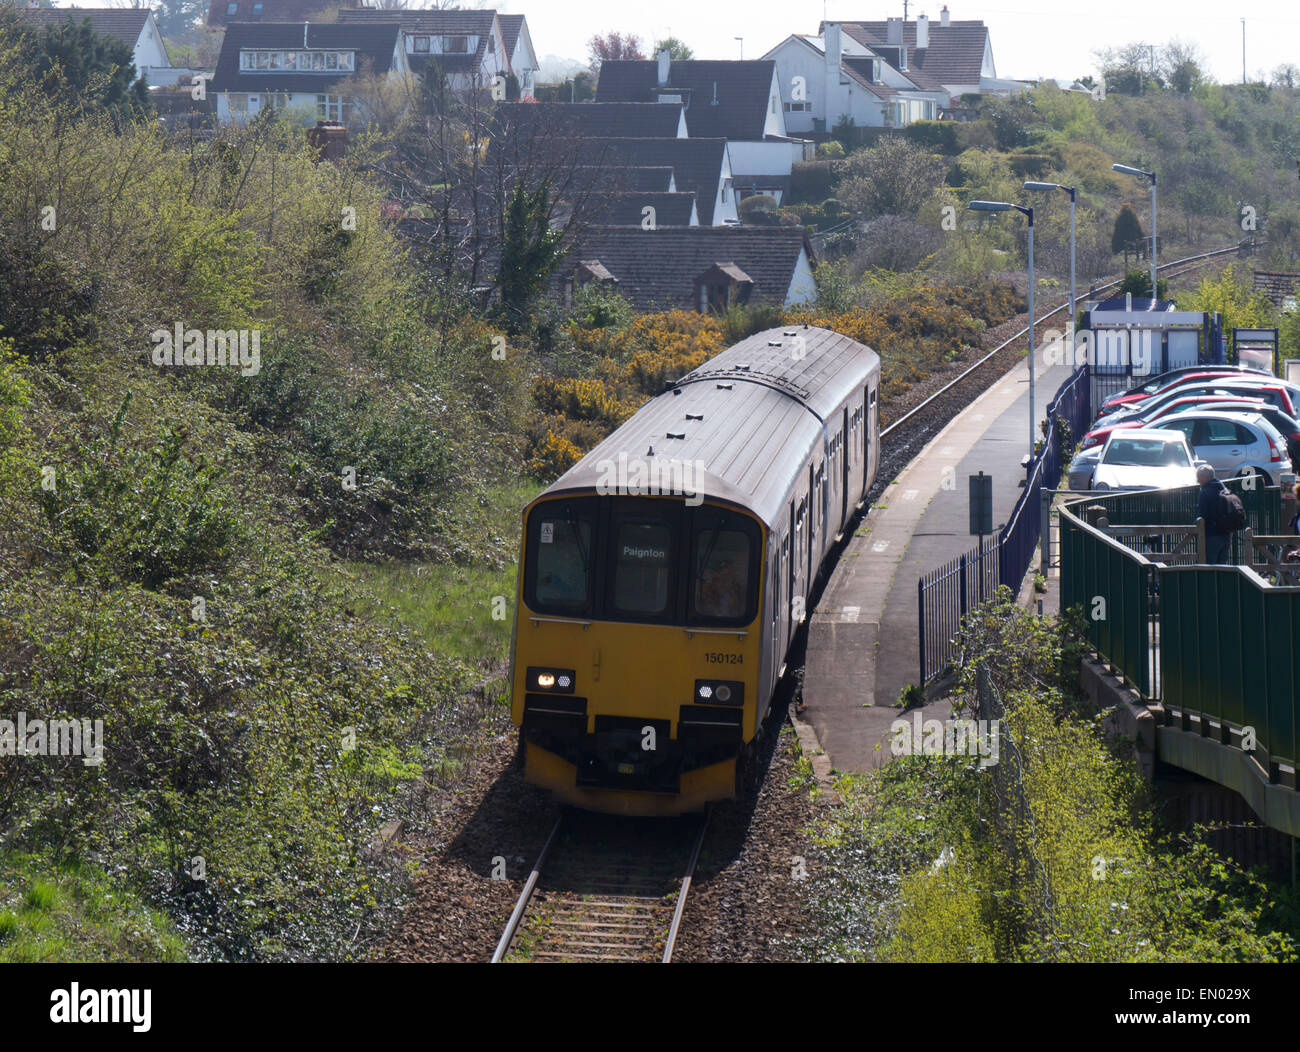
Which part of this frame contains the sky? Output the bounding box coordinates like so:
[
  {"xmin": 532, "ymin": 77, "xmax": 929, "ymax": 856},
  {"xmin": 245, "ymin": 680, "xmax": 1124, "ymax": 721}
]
[{"xmin": 500, "ymin": 0, "xmax": 1300, "ymax": 84}]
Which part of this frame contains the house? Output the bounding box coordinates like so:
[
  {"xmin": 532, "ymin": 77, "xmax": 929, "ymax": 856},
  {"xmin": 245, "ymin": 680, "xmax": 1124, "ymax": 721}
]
[
  {"xmin": 842, "ymin": 9, "xmax": 1027, "ymax": 100},
  {"xmin": 570, "ymin": 138, "xmax": 738, "ymax": 225},
  {"xmin": 207, "ymin": 0, "xmax": 361, "ymax": 29},
  {"xmin": 336, "ymin": 8, "xmax": 509, "ymax": 92},
  {"xmin": 12, "ymin": 6, "xmax": 183, "ymax": 86},
  {"xmin": 765, "ymin": 8, "xmax": 1022, "ymax": 132},
  {"xmin": 596, "ymin": 54, "xmax": 811, "ymax": 203},
  {"xmin": 498, "ymin": 14, "xmax": 539, "ymax": 98},
  {"xmin": 558, "ymin": 226, "xmax": 816, "ymax": 311},
  {"xmin": 208, "ymin": 22, "xmax": 410, "ymax": 124}
]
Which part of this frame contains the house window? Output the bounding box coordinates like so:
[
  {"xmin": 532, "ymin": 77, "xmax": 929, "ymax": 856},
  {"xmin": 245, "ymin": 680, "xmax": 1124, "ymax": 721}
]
[
  {"xmin": 770, "ymin": 95, "xmax": 776, "ymax": 114},
  {"xmin": 413, "ymin": 35, "xmax": 430, "ymax": 53},
  {"xmin": 241, "ymin": 50, "xmax": 355, "ymax": 72},
  {"xmin": 317, "ymin": 94, "xmax": 351, "ymax": 122},
  {"xmin": 444, "ymin": 36, "xmax": 469, "ymax": 53},
  {"xmin": 487, "ymin": 34, "xmax": 494, "ymax": 53},
  {"xmin": 784, "ymin": 101, "xmax": 811, "ymax": 112},
  {"xmin": 266, "ymin": 92, "xmax": 291, "ymax": 110},
  {"xmin": 227, "ymin": 93, "xmax": 249, "ymax": 113},
  {"xmin": 252, "ymin": 1, "xmax": 262, "ymax": 13},
  {"xmin": 226, "ymin": 2, "xmax": 237, "ymax": 14}
]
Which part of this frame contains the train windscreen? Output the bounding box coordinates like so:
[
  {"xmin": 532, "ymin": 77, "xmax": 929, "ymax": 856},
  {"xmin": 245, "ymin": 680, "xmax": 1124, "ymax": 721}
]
[{"xmin": 524, "ymin": 497, "xmax": 758, "ymax": 625}]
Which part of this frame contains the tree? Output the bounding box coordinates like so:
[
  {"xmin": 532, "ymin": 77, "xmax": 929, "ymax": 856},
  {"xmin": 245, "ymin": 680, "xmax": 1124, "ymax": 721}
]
[
  {"xmin": 587, "ymin": 32, "xmax": 644, "ymax": 72},
  {"xmin": 1111, "ymin": 203, "xmax": 1145, "ymax": 257},
  {"xmin": 151, "ymin": 0, "xmax": 208, "ymax": 39},
  {"xmin": 1118, "ymin": 268, "xmax": 1167, "ymax": 300},
  {"xmin": 18, "ymin": 17, "xmax": 151, "ymax": 123},
  {"xmin": 652, "ymin": 36, "xmax": 693, "ymax": 61},
  {"xmin": 497, "ymin": 178, "xmax": 564, "ymax": 331},
  {"xmin": 1161, "ymin": 38, "xmax": 1207, "ymax": 96},
  {"xmin": 1094, "ymin": 42, "xmax": 1160, "ymax": 95},
  {"xmin": 1271, "ymin": 64, "xmax": 1300, "ymax": 91},
  {"xmin": 836, "ymin": 136, "xmax": 945, "ymax": 220},
  {"xmin": 978, "ymin": 94, "xmax": 1039, "ymax": 150}
]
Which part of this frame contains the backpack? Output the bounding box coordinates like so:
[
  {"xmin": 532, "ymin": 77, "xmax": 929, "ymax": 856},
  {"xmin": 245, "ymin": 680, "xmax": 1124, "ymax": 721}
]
[{"xmin": 1214, "ymin": 490, "xmax": 1247, "ymax": 532}]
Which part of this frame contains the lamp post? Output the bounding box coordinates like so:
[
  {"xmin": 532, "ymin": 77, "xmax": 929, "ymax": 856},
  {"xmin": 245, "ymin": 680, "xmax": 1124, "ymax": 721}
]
[
  {"xmin": 735, "ymin": 37, "xmax": 743, "ymax": 60},
  {"xmin": 1023, "ymin": 181, "xmax": 1077, "ymax": 349},
  {"xmin": 1113, "ymin": 163, "xmax": 1157, "ymax": 299},
  {"xmin": 969, "ymin": 199, "xmax": 1036, "ymax": 457}
]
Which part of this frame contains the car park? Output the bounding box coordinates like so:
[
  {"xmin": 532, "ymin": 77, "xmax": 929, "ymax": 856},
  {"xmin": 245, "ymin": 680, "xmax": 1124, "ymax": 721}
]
[
  {"xmin": 1091, "ymin": 429, "xmax": 1199, "ymax": 491},
  {"xmin": 1102, "ymin": 378, "xmax": 1298, "ymax": 424},
  {"xmin": 1079, "ymin": 393, "xmax": 1272, "ymax": 450}
]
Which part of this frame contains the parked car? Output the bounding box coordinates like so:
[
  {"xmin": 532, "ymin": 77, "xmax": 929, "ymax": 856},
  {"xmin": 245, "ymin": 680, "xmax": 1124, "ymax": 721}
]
[
  {"xmin": 1148, "ymin": 411, "xmax": 1292, "ymax": 487},
  {"xmin": 1079, "ymin": 393, "xmax": 1272, "ymax": 450},
  {"xmin": 1068, "ymin": 444, "xmax": 1103, "ymax": 489},
  {"xmin": 1097, "ymin": 364, "xmax": 1268, "ymax": 416},
  {"xmin": 1162, "ymin": 404, "xmax": 1300, "ymax": 468},
  {"xmin": 1091, "ymin": 429, "xmax": 1199, "ymax": 491}
]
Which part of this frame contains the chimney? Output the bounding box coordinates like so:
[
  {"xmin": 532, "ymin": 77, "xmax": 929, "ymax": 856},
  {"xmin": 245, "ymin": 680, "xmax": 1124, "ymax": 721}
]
[
  {"xmin": 886, "ymin": 17, "xmax": 902, "ymax": 45},
  {"xmin": 824, "ymin": 22, "xmax": 841, "ymax": 73},
  {"xmin": 940, "ymin": 5, "xmax": 950, "ymax": 28},
  {"xmin": 916, "ymin": 13, "xmax": 929, "ymax": 49},
  {"xmin": 657, "ymin": 48, "xmax": 670, "ymax": 88}
]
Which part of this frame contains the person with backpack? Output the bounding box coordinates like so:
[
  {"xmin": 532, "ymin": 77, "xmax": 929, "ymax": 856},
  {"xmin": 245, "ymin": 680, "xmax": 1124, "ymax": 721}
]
[{"xmin": 1196, "ymin": 465, "xmax": 1245, "ymax": 565}]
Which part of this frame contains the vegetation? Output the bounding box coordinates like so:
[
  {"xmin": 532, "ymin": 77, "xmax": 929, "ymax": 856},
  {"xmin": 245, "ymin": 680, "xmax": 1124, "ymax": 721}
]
[{"xmin": 799, "ymin": 594, "xmax": 1300, "ymax": 962}]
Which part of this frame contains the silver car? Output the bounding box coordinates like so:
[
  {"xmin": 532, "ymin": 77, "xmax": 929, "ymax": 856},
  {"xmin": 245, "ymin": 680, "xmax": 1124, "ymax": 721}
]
[
  {"xmin": 1068, "ymin": 444, "xmax": 1102, "ymax": 489},
  {"xmin": 1150, "ymin": 410, "xmax": 1293, "ymax": 487}
]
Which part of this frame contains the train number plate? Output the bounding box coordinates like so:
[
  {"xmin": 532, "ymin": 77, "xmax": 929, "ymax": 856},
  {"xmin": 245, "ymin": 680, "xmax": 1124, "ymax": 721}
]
[{"xmin": 704, "ymin": 652, "xmax": 743, "ymax": 665}]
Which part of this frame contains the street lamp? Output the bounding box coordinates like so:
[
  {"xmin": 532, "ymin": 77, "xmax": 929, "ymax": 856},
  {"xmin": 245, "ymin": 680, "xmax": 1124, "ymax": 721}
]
[
  {"xmin": 1023, "ymin": 181, "xmax": 1077, "ymax": 346},
  {"xmin": 1113, "ymin": 163, "xmax": 1157, "ymax": 298},
  {"xmin": 969, "ymin": 199, "xmax": 1036, "ymax": 457}
]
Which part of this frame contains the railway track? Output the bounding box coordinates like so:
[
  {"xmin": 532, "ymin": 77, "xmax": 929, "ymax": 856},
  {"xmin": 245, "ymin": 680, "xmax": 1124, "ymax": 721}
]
[
  {"xmin": 492, "ymin": 809, "xmax": 709, "ymax": 963},
  {"xmin": 872, "ymin": 241, "xmax": 1260, "ymax": 491}
]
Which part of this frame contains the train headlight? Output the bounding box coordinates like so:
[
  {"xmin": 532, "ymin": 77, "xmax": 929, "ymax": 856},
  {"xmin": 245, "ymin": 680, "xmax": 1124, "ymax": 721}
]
[
  {"xmin": 694, "ymin": 679, "xmax": 744, "ymax": 706},
  {"xmin": 528, "ymin": 667, "xmax": 576, "ymax": 693}
]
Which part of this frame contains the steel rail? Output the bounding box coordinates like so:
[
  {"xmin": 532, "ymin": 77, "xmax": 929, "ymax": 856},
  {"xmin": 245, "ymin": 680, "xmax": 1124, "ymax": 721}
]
[{"xmin": 662, "ymin": 809, "xmax": 710, "ymax": 963}]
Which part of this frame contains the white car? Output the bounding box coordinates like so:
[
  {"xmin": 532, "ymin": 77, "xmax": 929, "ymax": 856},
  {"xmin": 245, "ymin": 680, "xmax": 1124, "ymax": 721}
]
[{"xmin": 1091, "ymin": 429, "xmax": 1199, "ymax": 491}]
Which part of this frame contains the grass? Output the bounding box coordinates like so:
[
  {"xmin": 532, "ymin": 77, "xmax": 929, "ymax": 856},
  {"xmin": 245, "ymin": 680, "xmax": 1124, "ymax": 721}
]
[
  {"xmin": 347, "ymin": 481, "xmax": 541, "ymax": 670},
  {"xmin": 0, "ymin": 854, "xmax": 188, "ymax": 963}
]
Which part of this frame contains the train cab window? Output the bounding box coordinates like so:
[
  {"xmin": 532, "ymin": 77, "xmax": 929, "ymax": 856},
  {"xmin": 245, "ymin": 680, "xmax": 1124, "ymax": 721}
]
[
  {"xmin": 526, "ymin": 501, "xmax": 594, "ymax": 614},
  {"xmin": 610, "ymin": 517, "xmax": 675, "ymax": 617},
  {"xmin": 690, "ymin": 510, "xmax": 757, "ymax": 623}
]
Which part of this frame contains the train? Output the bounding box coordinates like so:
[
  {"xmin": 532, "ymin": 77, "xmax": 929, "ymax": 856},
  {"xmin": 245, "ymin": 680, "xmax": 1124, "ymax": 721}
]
[{"xmin": 509, "ymin": 325, "xmax": 881, "ymax": 815}]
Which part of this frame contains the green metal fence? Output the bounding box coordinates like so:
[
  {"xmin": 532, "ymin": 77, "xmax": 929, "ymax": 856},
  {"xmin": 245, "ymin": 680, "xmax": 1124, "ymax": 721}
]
[
  {"xmin": 1059, "ymin": 508, "xmax": 1158, "ymax": 697},
  {"xmin": 1160, "ymin": 568, "xmax": 1300, "ymax": 779}
]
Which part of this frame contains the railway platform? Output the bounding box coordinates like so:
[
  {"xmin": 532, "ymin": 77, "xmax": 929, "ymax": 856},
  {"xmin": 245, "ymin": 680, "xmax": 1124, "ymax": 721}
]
[{"xmin": 801, "ymin": 350, "xmax": 1073, "ymax": 772}]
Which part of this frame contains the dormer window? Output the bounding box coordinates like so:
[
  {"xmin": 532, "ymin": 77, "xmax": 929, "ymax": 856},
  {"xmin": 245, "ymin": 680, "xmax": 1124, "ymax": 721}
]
[
  {"xmin": 413, "ymin": 36, "xmax": 430, "ymax": 53},
  {"xmin": 443, "ymin": 36, "xmax": 469, "ymax": 53},
  {"xmin": 226, "ymin": 2, "xmax": 237, "ymax": 14},
  {"xmin": 251, "ymin": 1, "xmax": 262, "ymax": 14}
]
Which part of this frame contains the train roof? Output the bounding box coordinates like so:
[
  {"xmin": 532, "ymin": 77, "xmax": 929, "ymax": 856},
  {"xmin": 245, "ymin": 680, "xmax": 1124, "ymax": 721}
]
[{"xmin": 539, "ymin": 326, "xmax": 880, "ymax": 527}]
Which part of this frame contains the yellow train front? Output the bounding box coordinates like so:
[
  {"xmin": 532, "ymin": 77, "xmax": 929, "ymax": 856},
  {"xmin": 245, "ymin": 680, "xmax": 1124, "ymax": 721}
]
[{"xmin": 510, "ymin": 327, "xmax": 880, "ymax": 815}]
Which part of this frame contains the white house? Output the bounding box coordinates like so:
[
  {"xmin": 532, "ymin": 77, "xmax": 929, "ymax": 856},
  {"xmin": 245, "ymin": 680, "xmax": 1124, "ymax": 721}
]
[
  {"xmin": 208, "ymin": 22, "xmax": 410, "ymax": 124},
  {"xmin": 499, "ymin": 14, "xmax": 539, "ymax": 98},
  {"xmin": 13, "ymin": 6, "xmax": 185, "ymax": 86}
]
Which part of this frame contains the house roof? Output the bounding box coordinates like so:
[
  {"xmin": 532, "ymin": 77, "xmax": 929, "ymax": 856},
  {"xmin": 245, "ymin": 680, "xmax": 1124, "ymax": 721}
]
[
  {"xmin": 13, "ymin": 7, "xmax": 150, "ymax": 50},
  {"xmin": 592, "ymin": 192, "xmax": 698, "ymax": 227},
  {"xmin": 208, "ymin": 22, "xmax": 403, "ymax": 94},
  {"xmin": 840, "ymin": 58, "xmax": 897, "ymax": 98},
  {"xmin": 595, "ymin": 59, "xmax": 776, "ymax": 141},
  {"xmin": 561, "ymin": 226, "xmax": 812, "ymax": 311},
  {"xmin": 498, "ymin": 13, "xmax": 527, "ymax": 58},
  {"xmin": 494, "ymin": 102, "xmax": 685, "ymax": 140},
  {"xmin": 571, "ymin": 166, "xmax": 676, "ymax": 193},
  {"xmin": 839, "ymin": 19, "xmax": 989, "ymax": 86},
  {"xmin": 569, "ymin": 138, "xmax": 729, "ymax": 224},
  {"xmin": 207, "ymin": 0, "xmax": 357, "ymax": 29}
]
